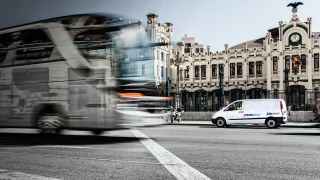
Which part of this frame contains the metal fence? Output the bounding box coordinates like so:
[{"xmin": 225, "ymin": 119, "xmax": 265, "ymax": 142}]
[{"xmin": 176, "ymin": 89, "xmax": 320, "ymax": 112}]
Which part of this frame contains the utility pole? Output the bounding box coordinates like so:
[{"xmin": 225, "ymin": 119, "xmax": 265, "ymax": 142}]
[{"xmin": 176, "ymin": 52, "xmax": 180, "ymax": 109}]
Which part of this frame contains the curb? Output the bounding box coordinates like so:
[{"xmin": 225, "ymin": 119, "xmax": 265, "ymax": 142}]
[
  {"xmin": 166, "ymin": 122, "xmax": 320, "ymax": 128},
  {"xmin": 281, "ymin": 123, "xmax": 320, "ymax": 128}
]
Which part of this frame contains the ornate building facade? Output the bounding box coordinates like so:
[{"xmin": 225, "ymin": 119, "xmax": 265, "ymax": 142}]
[
  {"xmin": 146, "ymin": 13, "xmax": 172, "ymax": 94},
  {"xmin": 171, "ymin": 9, "xmax": 320, "ymax": 111}
]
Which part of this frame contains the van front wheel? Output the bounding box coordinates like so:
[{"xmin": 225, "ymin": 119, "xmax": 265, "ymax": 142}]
[
  {"xmin": 216, "ymin": 118, "xmax": 227, "ymax": 128},
  {"xmin": 265, "ymin": 119, "xmax": 279, "ymax": 129}
]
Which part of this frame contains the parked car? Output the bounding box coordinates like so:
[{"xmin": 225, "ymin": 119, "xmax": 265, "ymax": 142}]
[{"xmin": 211, "ymin": 99, "xmax": 288, "ymax": 128}]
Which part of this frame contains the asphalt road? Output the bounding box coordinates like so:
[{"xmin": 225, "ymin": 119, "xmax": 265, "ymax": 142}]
[{"xmin": 0, "ymin": 125, "xmax": 320, "ymax": 180}]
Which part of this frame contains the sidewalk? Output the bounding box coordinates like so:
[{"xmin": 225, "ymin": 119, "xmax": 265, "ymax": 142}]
[{"xmin": 168, "ymin": 120, "xmax": 320, "ymax": 128}]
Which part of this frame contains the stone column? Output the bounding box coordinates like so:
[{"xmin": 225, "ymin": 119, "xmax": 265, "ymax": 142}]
[
  {"xmin": 243, "ymin": 59, "xmax": 248, "ymax": 98},
  {"xmin": 307, "ymin": 53, "xmax": 313, "ymax": 105},
  {"xmin": 266, "ymin": 55, "xmax": 272, "ymax": 98},
  {"xmin": 192, "ymin": 92, "xmax": 196, "ymax": 111},
  {"xmin": 279, "ymin": 55, "xmax": 285, "ymax": 99}
]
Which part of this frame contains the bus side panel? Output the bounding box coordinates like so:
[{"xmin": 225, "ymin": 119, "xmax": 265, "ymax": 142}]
[
  {"xmin": 10, "ymin": 67, "xmax": 49, "ymax": 127},
  {"xmin": 0, "ymin": 68, "xmax": 11, "ymax": 126},
  {"xmin": 68, "ymin": 69, "xmax": 100, "ymax": 128}
]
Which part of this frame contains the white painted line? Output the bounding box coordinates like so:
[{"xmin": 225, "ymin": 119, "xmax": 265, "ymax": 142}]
[
  {"xmin": 0, "ymin": 169, "xmax": 61, "ymax": 180},
  {"xmin": 31, "ymin": 145, "xmax": 93, "ymax": 149},
  {"xmin": 131, "ymin": 129, "xmax": 211, "ymax": 180}
]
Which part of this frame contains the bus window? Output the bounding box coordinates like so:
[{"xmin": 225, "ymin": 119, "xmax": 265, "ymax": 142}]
[
  {"xmin": 14, "ymin": 47, "xmax": 54, "ymax": 65},
  {"xmin": 13, "ymin": 29, "xmax": 53, "ymax": 64},
  {"xmin": 75, "ymin": 29, "xmax": 114, "ymax": 62},
  {"xmin": 0, "ymin": 51, "xmax": 7, "ymax": 64},
  {"xmin": 118, "ymin": 47, "xmax": 153, "ymax": 81},
  {"xmin": 84, "ymin": 16, "xmax": 106, "ymax": 26},
  {"xmin": 115, "ymin": 26, "xmax": 154, "ymax": 81},
  {"xmin": 0, "ymin": 33, "xmax": 13, "ymax": 47},
  {"xmin": 20, "ymin": 29, "xmax": 51, "ymax": 45},
  {"xmin": 74, "ymin": 29, "xmax": 108, "ymax": 42}
]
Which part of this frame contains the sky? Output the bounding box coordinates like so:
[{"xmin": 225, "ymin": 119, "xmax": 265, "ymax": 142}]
[{"xmin": 0, "ymin": 0, "xmax": 319, "ymax": 50}]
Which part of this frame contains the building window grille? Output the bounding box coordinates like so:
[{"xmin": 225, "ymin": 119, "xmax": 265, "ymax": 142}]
[
  {"xmin": 185, "ymin": 43, "xmax": 191, "ymax": 53},
  {"xmin": 230, "ymin": 63, "xmax": 235, "ymax": 78},
  {"xmin": 272, "ymin": 56, "xmax": 278, "ymax": 74},
  {"xmin": 184, "ymin": 66, "xmax": 190, "ymax": 80},
  {"xmin": 285, "ymin": 55, "xmax": 291, "ymax": 72},
  {"xmin": 161, "ymin": 52, "xmax": 165, "ymax": 62},
  {"xmin": 161, "ymin": 66, "xmax": 164, "ymax": 79},
  {"xmin": 179, "ymin": 69, "xmax": 183, "ymax": 81},
  {"xmin": 256, "ymin": 61, "xmax": 263, "ymax": 77},
  {"xmin": 194, "ymin": 65, "xmax": 200, "ymax": 80},
  {"xmin": 314, "ymin": 53, "xmax": 319, "ymax": 72},
  {"xmin": 201, "ymin": 65, "xmax": 206, "ymax": 80},
  {"xmin": 292, "ymin": 55, "xmax": 300, "ymax": 74},
  {"xmin": 249, "ymin": 62, "xmax": 255, "ymax": 77},
  {"xmin": 236, "ymin": 62, "xmax": 243, "ymax": 78},
  {"xmin": 301, "ymin": 54, "xmax": 306, "ymax": 73},
  {"xmin": 212, "ymin": 64, "xmax": 217, "ymax": 79}
]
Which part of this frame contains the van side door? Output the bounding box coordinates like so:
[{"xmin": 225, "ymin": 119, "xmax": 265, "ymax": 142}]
[{"xmin": 224, "ymin": 101, "xmax": 244, "ymax": 124}]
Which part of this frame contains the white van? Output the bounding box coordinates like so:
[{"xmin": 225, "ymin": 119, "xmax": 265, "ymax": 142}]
[{"xmin": 211, "ymin": 99, "xmax": 288, "ymax": 128}]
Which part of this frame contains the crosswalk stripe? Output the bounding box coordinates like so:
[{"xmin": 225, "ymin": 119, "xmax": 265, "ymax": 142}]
[{"xmin": 131, "ymin": 129, "xmax": 211, "ymax": 180}]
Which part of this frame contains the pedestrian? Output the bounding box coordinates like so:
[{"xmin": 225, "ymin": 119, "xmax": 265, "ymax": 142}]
[
  {"xmin": 313, "ymin": 98, "xmax": 320, "ymax": 122},
  {"xmin": 176, "ymin": 107, "xmax": 182, "ymax": 123},
  {"xmin": 170, "ymin": 106, "xmax": 174, "ymax": 124}
]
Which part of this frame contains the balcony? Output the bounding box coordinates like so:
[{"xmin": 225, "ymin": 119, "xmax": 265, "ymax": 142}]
[{"xmin": 285, "ymin": 44, "xmax": 306, "ymax": 50}]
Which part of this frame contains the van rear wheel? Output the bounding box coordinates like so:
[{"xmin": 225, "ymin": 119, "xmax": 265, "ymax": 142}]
[
  {"xmin": 265, "ymin": 119, "xmax": 279, "ymax": 129},
  {"xmin": 216, "ymin": 118, "xmax": 227, "ymax": 128}
]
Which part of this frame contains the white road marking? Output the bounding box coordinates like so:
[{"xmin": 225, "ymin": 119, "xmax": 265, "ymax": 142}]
[
  {"xmin": 0, "ymin": 169, "xmax": 61, "ymax": 180},
  {"xmin": 131, "ymin": 129, "xmax": 211, "ymax": 180},
  {"xmin": 31, "ymin": 145, "xmax": 93, "ymax": 149}
]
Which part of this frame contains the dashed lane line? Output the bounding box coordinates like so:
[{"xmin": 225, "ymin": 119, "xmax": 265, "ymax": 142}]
[{"xmin": 131, "ymin": 129, "xmax": 211, "ymax": 180}]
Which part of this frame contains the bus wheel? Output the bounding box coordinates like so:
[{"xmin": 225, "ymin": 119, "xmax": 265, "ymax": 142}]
[
  {"xmin": 216, "ymin": 118, "xmax": 227, "ymax": 128},
  {"xmin": 37, "ymin": 115, "xmax": 63, "ymax": 134},
  {"xmin": 265, "ymin": 118, "xmax": 279, "ymax": 129},
  {"xmin": 92, "ymin": 130, "xmax": 104, "ymax": 135}
]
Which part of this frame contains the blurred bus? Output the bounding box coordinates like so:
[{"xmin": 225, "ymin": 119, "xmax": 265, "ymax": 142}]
[{"xmin": 0, "ymin": 13, "xmax": 169, "ymax": 134}]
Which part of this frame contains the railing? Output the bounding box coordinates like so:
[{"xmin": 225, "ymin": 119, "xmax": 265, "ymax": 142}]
[{"xmin": 177, "ymin": 90, "xmax": 320, "ymax": 112}]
